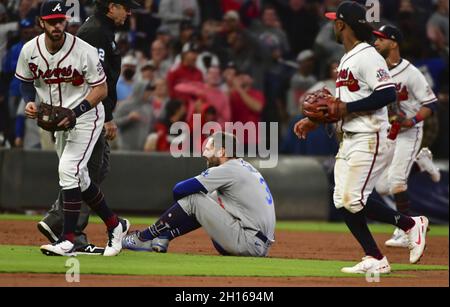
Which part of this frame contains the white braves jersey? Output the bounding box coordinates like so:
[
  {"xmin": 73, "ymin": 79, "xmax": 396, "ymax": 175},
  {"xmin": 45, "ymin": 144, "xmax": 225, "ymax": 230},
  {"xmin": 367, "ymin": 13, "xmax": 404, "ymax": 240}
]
[
  {"xmin": 15, "ymin": 33, "xmax": 106, "ymax": 111},
  {"xmin": 336, "ymin": 42, "xmax": 395, "ymax": 133},
  {"xmin": 390, "ymin": 59, "xmax": 437, "ymax": 128}
]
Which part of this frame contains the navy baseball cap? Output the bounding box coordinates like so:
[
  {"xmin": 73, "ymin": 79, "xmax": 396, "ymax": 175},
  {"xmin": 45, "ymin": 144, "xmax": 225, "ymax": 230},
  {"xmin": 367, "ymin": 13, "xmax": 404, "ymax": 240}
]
[
  {"xmin": 109, "ymin": 0, "xmax": 140, "ymax": 9},
  {"xmin": 373, "ymin": 25, "xmax": 403, "ymax": 43},
  {"xmin": 40, "ymin": 0, "xmax": 67, "ymax": 20},
  {"xmin": 325, "ymin": 1, "xmax": 368, "ymax": 28}
]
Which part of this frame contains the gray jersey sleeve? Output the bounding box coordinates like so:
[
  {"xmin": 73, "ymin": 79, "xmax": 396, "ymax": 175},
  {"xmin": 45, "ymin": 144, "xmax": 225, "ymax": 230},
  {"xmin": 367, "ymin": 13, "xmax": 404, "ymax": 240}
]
[{"xmin": 195, "ymin": 164, "xmax": 234, "ymax": 193}]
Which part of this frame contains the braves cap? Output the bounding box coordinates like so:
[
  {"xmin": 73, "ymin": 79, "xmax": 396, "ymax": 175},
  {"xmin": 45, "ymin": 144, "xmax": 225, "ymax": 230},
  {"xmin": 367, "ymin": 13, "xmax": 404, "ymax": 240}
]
[
  {"xmin": 373, "ymin": 25, "xmax": 403, "ymax": 43},
  {"xmin": 40, "ymin": 0, "xmax": 68, "ymax": 20},
  {"xmin": 325, "ymin": 1, "xmax": 368, "ymax": 28}
]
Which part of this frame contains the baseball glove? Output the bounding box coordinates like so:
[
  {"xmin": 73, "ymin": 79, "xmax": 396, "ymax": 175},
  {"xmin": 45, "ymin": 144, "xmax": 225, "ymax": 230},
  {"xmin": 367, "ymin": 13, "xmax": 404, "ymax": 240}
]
[
  {"xmin": 37, "ymin": 103, "xmax": 76, "ymax": 132},
  {"xmin": 302, "ymin": 88, "xmax": 341, "ymax": 123}
]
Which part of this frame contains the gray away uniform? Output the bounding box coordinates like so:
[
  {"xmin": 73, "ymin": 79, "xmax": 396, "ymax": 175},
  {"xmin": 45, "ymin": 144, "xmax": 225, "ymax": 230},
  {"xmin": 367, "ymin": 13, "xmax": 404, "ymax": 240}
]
[{"xmin": 178, "ymin": 158, "xmax": 276, "ymax": 257}]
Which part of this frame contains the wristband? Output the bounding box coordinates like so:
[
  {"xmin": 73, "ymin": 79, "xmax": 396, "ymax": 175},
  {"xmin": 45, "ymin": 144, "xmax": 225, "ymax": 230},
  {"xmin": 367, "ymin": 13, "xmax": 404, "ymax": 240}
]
[
  {"xmin": 72, "ymin": 100, "xmax": 92, "ymax": 117},
  {"xmin": 412, "ymin": 113, "xmax": 425, "ymax": 125}
]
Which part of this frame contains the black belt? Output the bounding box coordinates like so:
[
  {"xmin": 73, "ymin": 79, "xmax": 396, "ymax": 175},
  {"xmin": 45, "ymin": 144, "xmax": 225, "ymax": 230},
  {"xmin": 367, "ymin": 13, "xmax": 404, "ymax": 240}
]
[
  {"xmin": 244, "ymin": 227, "xmax": 269, "ymax": 244},
  {"xmin": 255, "ymin": 231, "xmax": 269, "ymax": 244}
]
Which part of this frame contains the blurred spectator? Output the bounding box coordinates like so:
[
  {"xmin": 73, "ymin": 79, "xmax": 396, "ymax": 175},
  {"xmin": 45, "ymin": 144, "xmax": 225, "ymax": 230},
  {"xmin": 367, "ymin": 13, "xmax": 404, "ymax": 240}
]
[
  {"xmin": 173, "ymin": 20, "xmax": 196, "ymax": 56},
  {"xmin": 221, "ymin": 0, "xmax": 244, "ymax": 13},
  {"xmin": 198, "ymin": 0, "xmax": 223, "ymax": 22},
  {"xmin": 240, "ymin": 0, "xmax": 262, "ymax": 28},
  {"xmin": 221, "ymin": 61, "xmax": 238, "ymax": 94},
  {"xmin": 67, "ymin": 18, "xmax": 82, "ymax": 35},
  {"xmin": 175, "ymin": 66, "xmax": 231, "ymax": 127},
  {"xmin": 115, "ymin": 82, "xmax": 155, "ymax": 151},
  {"xmin": 0, "ymin": 3, "xmax": 18, "ymax": 74},
  {"xmin": 427, "ymin": 0, "xmax": 449, "ymax": 57},
  {"xmin": 167, "ymin": 42, "xmax": 203, "ymax": 99},
  {"xmin": 250, "ymin": 5, "xmax": 290, "ymax": 56},
  {"xmin": 229, "ymin": 70, "xmax": 265, "ymax": 146},
  {"xmin": 117, "ymin": 54, "xmax": 138, "ymax": 103},
  {"xmin": 314, "ymin": 20, "xmax": 344, "ymax": 79},
  {"xmin": 2, "ymin": 18, "xmax": 37, "ymax": 146},
  {"xmin": 130, "ymin": 0, "xmax": 161, "ymax": 55},
  {"xmin": 158, "ymin": 0, "xmax": 200, "ymax": 37},
  {"xmin": 17, "ymin": 0, "xmax": 39, "ymax": 21},
  {"xmin": 149, "ymin": 39, "xmax": 172, "ymax": 79},
  {"xmin": 151, "ymin": 78, "xmax": 170, "ymax": 119},
  {"xmin": 301, "ymin": 60, "xmax": 339, "ymax": 98},
  {"xmin": 155, "ymin": 24, "xmax": 174, "ymax": 47},
  {"xmin": 267, "ymin": 0, "xmax": 321, "ymax": 57},
  {"xmin": 287, "ymin": 49, "xmax": 317, "ymax": 118},
  {"xmin": 223, "ymin": 30, "xmax": 266, "ymax": 90},
  {"xmin": 140, "ymin": 62, "xmax": 156, "ymax": 84},
  {"xmin": 144, "ymin": 99, "xmax": 187, "ymax": 152}
]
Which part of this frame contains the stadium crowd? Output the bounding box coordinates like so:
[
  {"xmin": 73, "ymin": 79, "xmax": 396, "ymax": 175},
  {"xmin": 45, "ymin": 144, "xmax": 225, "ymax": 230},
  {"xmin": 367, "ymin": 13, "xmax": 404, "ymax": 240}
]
[{"xmin": 0, "ymin": 0, "xmax": 448, "ymax": 158}]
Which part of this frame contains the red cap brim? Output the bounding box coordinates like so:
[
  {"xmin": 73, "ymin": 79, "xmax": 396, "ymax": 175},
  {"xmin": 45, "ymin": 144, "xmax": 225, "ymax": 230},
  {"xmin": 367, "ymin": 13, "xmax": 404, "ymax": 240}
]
[
  {"xmin": 41, "ymin": 14, "xmax": 68, "ymax": 20},
  {"xmin": 373, "ymin": 30, "xmax": 388, "ymax": 39},
  {"xmin": 325, "ymin": 12, "xmax": 337, "ymax": 20}
]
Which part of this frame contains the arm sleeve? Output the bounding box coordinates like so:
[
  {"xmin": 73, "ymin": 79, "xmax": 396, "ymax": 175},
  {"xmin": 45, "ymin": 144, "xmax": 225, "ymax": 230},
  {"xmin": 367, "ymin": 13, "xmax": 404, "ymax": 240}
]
[
  {"xmin": 173, "ymin": 178, "xmax": 208, "ymax": 201},
  {"xmin": 194, "ymin": 165, "xmax": 234, "ymax": 193},
  {"xmin": 14, "ymin": 46, "xmax": 34, "ymax": 82},
  {"xmin": 346, "ymin": 87, "xmax": 397, "ymax": 113},
  {"xmin": 20, "ymin": 81, "xmax": 36, "ymax": 103},
  {"xmin": 82, "ymin": 45, "xmax": 107, "ymax": 86}
]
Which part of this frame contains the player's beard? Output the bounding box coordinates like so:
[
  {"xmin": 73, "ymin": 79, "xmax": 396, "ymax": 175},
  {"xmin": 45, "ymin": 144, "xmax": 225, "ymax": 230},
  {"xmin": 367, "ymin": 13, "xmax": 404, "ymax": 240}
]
[
  {"xmin": 44, "ymin": 27, "xmax": 64, "ymax": 42},
  {"xmin": 378, "ymin": 47, "xmax": 390, "ymax": 59},
  {"xmin": 335, "ymin": 32, "xmax": 343, "ymax": 44},
  {"xmin": 206, "ymin": 157, "xmax": 220, "ymax": 168}
]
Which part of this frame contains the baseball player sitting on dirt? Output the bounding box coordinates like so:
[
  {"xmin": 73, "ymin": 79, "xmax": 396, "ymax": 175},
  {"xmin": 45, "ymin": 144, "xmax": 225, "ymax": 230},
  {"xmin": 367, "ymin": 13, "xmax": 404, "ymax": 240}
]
[{"xmin": 122, "ymin": 132, "xmax": 276, "ymax": 257}]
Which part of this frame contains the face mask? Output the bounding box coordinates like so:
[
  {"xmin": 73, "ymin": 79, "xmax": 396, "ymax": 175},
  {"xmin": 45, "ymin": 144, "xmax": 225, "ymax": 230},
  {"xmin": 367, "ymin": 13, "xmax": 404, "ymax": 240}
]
[{"xmin": 123, "ymin": 68, "xmax": 135, "ymax": 80}]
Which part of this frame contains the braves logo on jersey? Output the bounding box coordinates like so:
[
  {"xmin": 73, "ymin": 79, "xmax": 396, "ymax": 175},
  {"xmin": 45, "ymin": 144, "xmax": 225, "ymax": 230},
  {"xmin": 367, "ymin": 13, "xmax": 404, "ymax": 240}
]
[
  {"xmin": 336, "ymin": 68, "xmax": 360, "ymax": 92},
  {"xmin": 28, "ymin": 63, "xmax": 84, "ymax": 86},
  {"xmin": 395, "ymin": 83, "xmax": 409, "ymax": 101}
]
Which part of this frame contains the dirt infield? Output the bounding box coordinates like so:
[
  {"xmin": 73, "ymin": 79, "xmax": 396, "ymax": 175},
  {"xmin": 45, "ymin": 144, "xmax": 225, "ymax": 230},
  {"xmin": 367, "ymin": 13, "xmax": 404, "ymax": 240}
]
[{"xmin": 0, "ymin": 220, "xmax": 448, "ymax": 287}]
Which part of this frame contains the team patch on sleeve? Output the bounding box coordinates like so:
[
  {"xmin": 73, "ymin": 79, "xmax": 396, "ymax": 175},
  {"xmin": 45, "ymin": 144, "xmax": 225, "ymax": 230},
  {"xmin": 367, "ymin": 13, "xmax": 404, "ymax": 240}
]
[{"xmin": 376, "ymin": 68, "xmax": 391, "ymax": 82}]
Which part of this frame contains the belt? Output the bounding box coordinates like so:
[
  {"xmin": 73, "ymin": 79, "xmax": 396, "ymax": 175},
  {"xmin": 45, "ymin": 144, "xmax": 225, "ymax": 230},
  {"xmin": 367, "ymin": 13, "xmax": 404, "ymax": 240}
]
[
  {"xmin": 244, "ymin": 227, "xmax": 269, "ymax": 244},
  {"xmin": 255, "ymin": 231, "xmax": 269, "ymax": 244}
]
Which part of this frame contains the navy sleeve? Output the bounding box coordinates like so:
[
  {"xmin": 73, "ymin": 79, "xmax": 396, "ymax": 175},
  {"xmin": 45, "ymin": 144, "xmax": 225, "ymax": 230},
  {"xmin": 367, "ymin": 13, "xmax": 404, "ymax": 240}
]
[
  {"xmin": 20, "ymin": 81, "xmax": 36, "ymax": 103},
  {"xmin": 423, "ymin": 102, "xmax": 437, "ymax": 114},
  {"xmin": 173, "ymin": 178, "xmax": 208, "ymax": 201},
  {"xmin": 15, "ymin": 115, "xmax": 25, "ymax": 138},
  {"xmin": 346, "ymin": 87, "xmax": 397, "ymax": 113}
]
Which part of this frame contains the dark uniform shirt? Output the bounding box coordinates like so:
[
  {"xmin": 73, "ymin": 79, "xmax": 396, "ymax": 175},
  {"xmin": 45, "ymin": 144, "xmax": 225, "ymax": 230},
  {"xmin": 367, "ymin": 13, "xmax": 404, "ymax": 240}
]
[{"xmin": 77, "ymin": 12, "xmax": 121, "ymax": 122}]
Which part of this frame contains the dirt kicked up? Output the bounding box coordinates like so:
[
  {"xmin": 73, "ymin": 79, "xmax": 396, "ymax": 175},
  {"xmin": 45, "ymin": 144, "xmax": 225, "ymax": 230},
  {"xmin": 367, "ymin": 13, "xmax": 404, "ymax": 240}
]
[{"xmin": 0, "ymin": 220, "xmax": 448, "ymax": 287}]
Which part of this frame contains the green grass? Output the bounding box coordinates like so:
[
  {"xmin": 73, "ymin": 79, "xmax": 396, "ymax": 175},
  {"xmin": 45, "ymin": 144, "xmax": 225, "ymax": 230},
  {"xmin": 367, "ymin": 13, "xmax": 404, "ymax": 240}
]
[
  {"xmin": 1, "ymin": 214, "xmax": 448, "ymax": 236},
  {"xmin": 0, "ymin": 245, "xmax": 447, "ymax": 278}
]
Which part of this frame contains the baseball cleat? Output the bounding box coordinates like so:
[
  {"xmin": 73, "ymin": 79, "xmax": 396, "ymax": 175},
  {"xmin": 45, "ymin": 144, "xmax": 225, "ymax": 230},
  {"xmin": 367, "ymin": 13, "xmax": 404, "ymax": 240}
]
[
  {"xmin": 103, "ymin": 218, "xmax": 130, "ymax": 257},
  {"xmin": 74, "ymin": 244, "xmax": 105, "ymax": 256},
  {"xmin": 37, "ymin": 221, "xmax": 59, "ymax": 243},
  {"xmin": 40, "ymin": 240, "xmax": 76, "ymax": 256},
  {"xmin": 407, "ymin": 216, "xmax": 429, "ymax": 264},
  {"xmin": 122, "ymin": 231, "xmax": 153, "ymax": 252},
  {"xmin": 151, "ymin": 237, "xmax": 170, "ymax": 253},
  {"xmin": 341, "ymin": 256, "xmax": 391, "ymax": 274},
  {"xmin": 385, "ymin": 228, "xmax": 409, "ymax": 248},
  {"xmin": 416, "ymin": 148, "xmax": 441, "ymax": 182}
]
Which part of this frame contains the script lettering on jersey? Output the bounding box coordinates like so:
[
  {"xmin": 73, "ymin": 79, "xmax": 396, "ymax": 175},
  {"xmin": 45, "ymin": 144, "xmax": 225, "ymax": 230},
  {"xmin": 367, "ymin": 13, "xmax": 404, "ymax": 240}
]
[
  {"xmin": 396, "ymin": 83, "xmax": 409, "ymax": 101},
  {"xmin": 336, "ymin": 68, "xmax": 360, "ymax": 92},
  {"xmin": 28, "ymin": 63, "xmax": 84, "ymax": 86}
]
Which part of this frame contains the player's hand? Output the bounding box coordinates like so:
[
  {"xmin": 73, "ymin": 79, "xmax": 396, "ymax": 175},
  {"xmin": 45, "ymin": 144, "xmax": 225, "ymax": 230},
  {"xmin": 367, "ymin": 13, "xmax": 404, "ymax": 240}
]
[
  {"xmin": 294, "ymin": 118, "xmax": 319, "ymax": 139},
  {"xmin": 57, "ymin": 111, "xmax": 77, "ymax": 130},
  {"xmin": 25, "ymin": 102, "xmax": 38, "ymax": 119},
  {"xmin": 104, "ymin": 120, "xmax": 118, "ymax": 141},
  {"xmin": 400, "ymin": 118, "xmax": 415, "ymax": 128}
]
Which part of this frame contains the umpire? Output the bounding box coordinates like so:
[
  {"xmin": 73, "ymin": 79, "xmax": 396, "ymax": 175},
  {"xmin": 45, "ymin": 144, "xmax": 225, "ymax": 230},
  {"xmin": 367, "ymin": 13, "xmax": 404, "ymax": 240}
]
[{"xmin": 37, "ymin": 0, "xmax": 140, "ymax": 255}]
